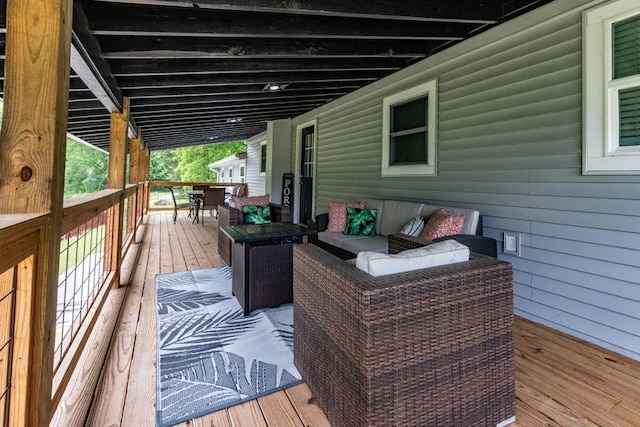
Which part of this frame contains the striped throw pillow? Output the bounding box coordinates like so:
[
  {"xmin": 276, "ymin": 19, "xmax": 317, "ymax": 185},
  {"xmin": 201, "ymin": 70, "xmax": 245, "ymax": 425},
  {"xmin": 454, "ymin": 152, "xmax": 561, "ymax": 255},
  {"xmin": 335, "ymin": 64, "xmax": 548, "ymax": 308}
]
[{"xmin": 399, "ymin": 216, "xmax": 425, "ymax": 237}]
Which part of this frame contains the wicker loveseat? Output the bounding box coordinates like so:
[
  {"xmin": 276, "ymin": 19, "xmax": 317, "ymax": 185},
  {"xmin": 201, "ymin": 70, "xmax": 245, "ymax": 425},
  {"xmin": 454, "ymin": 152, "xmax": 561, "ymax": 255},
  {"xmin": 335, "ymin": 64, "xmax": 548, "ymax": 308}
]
[
  {"xmin": 310, "ymin": 199, "xmax": 498, "ymax": 259},
  {"xmin": 293, "ymin": 235, "xmax": 515, "ymax": 427}
]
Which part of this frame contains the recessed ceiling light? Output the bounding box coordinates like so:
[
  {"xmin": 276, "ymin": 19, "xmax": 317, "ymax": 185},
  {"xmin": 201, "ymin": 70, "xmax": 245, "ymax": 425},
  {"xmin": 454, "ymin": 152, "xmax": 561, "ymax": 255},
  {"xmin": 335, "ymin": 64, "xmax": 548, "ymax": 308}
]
[{"xmin": 263, "ymin": 83, "xmax": 288, "ymax": 91}]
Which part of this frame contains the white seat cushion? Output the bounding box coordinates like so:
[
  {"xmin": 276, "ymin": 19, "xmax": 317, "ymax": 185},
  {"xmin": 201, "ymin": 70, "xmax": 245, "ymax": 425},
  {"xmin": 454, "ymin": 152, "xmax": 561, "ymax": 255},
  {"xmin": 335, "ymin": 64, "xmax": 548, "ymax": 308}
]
[{"xmin": 356, "ymin": 240, "xmax": 470, "ymax": 277}]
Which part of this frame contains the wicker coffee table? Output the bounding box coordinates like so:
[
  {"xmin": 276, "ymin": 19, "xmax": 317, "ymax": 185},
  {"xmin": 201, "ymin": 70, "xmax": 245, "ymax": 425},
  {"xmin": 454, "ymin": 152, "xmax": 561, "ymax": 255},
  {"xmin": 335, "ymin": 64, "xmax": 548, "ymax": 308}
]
[{"xmin": 220, "ymin": 222, "xmax": 317, "ymax": 315}]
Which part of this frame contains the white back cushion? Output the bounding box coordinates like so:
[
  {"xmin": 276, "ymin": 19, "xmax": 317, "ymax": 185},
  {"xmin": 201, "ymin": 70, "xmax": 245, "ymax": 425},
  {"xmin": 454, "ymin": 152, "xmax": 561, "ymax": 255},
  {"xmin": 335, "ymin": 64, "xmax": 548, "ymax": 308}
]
[
  {"xmin": 356, "ymin": 240, "xmax": 470, "ymax": 277},
  {"xmin": 377, "ymin": 200, "xmax": 424, "ymax": 236}
]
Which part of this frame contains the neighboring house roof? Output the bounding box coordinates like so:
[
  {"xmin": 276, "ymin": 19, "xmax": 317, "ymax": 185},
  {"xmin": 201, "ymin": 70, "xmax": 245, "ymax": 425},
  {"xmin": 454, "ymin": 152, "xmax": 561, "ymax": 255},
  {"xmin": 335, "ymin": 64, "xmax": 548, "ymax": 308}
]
[{"xmin": 208, "ymin": 152, "xmax": 247, "ymax": 171}]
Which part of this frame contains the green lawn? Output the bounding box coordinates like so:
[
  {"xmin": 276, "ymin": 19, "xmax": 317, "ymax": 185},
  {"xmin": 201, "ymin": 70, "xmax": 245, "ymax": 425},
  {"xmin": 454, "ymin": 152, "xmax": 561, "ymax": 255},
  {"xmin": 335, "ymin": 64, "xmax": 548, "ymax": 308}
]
[{"xmin": 59, "ymin": 225, "xmax": 105, "ymax": 275}]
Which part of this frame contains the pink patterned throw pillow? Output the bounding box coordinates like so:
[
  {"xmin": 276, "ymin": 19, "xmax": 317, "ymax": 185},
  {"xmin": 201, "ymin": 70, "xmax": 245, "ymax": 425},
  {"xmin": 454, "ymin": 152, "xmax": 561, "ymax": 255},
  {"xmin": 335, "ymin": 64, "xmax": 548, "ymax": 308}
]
[
  {"xmin": 420, "ymin": 208, "xmax": 464, "ymax": 240},
  {"xmin": 233, "ymin": 194, "xmax": 270, "ymax": 223},
  {"xmin": 326, "ymin": 200, "xmax": 366, "ymax": 233}
]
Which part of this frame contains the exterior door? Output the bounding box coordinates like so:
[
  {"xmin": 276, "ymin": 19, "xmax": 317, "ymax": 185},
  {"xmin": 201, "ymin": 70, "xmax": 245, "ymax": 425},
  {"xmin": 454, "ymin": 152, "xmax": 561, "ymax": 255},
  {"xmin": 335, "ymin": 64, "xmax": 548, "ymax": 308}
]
[{"xmin": 298, "ymin": 125, "xmax": 315, "ymax": 224}]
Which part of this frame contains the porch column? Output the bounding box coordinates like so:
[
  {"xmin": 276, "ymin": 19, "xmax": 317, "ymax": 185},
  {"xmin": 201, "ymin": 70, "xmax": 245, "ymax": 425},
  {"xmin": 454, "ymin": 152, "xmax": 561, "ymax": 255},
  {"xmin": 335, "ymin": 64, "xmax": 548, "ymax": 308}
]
[
  {"xmin": 0, "ymin": 0, "xmax": 72, "ymax": 425},
  {"xmin": 128, "ymin": 127, "xmax": 142, "ymax": 236},
  {"xmin": 105, "ymin": 97, "xmax": 130, "ymax": 284},
  {"xmin": 142, "ymin": 147, "xmax": 151, "ymax": 215}
]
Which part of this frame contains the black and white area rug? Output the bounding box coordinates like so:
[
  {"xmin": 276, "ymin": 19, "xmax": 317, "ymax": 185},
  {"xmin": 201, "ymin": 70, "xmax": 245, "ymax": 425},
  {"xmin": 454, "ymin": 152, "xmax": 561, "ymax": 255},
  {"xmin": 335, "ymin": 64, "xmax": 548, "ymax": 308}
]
[{"xmin": 155, "ymin": 267, "xmax": 301, "ymax": 427}]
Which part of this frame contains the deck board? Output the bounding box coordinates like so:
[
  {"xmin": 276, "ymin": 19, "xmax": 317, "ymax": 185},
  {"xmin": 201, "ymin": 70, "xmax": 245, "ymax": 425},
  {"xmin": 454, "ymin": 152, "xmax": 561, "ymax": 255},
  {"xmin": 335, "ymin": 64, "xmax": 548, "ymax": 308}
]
[
  {"xmin": 59, "ymin": 212, "xmax": 640, "ymax": 427},
  {"xmin": 121, "ymin": 214, "xmax": 161, "ymax": 426}
]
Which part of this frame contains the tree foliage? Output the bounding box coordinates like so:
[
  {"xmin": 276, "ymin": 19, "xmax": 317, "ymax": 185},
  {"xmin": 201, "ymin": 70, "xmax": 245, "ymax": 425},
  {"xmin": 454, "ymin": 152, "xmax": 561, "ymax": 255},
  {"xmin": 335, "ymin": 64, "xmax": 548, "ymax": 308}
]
[
  {"xmin": 150, "ymin": 149, "xmax": 179, "ymax": 181},
  {"xmin": 167, "ymin": 140, "xmax": 245, "ymax": 182},
  {"xmin": 64, "ymin": 137, "xmax": 108, "ymax": 198}
]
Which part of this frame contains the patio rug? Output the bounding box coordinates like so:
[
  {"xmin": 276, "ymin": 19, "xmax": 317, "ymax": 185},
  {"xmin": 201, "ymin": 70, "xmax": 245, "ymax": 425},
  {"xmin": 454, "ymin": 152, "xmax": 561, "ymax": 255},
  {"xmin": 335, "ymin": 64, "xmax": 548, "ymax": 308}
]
[{"xmin": 155, "ymin": 267, "xmax": 301, "ymax": 427}]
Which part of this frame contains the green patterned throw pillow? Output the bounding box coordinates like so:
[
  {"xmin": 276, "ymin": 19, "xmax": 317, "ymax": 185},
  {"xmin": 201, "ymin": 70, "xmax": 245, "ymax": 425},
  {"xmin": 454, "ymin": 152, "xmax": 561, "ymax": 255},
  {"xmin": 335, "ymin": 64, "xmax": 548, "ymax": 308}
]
[
  {"xmin": 242, "ymin": 204, "xmax": 272, "ymax": 224},
  {"xmin": 343, "ymin": 207, "xmax": 377, "ymax": 236}
]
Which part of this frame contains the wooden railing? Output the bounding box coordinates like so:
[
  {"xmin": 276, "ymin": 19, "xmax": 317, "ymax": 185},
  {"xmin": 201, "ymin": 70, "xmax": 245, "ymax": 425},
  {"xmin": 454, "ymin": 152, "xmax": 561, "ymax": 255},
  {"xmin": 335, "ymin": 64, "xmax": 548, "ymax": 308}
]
[{"xmin": 0, "ymin": 182, "xmax": 147, "ymax": 424}]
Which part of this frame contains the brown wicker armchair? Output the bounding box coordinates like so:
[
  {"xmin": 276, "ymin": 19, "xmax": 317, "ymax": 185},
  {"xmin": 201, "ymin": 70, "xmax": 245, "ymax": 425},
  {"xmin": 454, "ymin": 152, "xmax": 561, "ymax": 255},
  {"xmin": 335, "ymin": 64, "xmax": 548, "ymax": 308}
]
[{"xmin": 293, "ymin": 241, "xmax": 515, "ymax": 427}]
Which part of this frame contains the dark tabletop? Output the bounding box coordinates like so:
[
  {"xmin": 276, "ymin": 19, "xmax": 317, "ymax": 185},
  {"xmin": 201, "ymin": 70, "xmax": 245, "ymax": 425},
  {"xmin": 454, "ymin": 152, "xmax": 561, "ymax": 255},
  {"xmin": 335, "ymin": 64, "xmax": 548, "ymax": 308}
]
[{"xmin": 221, "ymin": 222, "xmax": 317, "ymax": 244}]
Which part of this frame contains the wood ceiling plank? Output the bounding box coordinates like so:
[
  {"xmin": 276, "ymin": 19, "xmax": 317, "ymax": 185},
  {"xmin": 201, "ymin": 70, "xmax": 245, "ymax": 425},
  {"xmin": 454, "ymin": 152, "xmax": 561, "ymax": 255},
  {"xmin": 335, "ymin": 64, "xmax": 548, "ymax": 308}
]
[
  {"xmin": 85, "ymin": 0, "xmax": 508, "ymax": 23},
  {"xmin": 97, "ymin": 37, "xmax": 436, "ymax": 59},
  {"xmin": 82, "ymin": 2, "xmax": 474, "ymax": 39},
  {"xmin": 108, "ymin": 57, "xmax": 408, "ymax": 76}
]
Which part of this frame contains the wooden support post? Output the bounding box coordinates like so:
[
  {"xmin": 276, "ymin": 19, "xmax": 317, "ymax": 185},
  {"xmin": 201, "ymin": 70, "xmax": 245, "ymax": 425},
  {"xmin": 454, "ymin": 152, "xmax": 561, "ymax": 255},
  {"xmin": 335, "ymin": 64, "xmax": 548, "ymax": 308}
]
[
  {"xmin": 143, "ymin": 148, "xmax": 151, "ymax": 216},
  {"xmin": 0, "ymin": 0, "xmax": 72, "ymax": 425},
  {"xmin": 104, "ymin": 97, "xmax": 129, "ymax": 285},
  {"xmin": 128, "ymin": 128, "xmax": 141, "ymax": 236}
]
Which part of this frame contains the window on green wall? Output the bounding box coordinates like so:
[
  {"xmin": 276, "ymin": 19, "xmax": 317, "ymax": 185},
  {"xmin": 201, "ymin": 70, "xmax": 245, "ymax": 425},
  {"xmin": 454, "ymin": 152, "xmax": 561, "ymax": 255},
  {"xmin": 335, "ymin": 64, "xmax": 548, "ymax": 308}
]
[
  {"xmin": 584, "ymin": 0, "xmax": 640, "ymax": 174},
  {"xmin": 381, "ymin": 79, "xmax": 437, "ymax": 177},
  {"xmin": 613, "ymin": 15, "xmax": 640, "ymax": 147}
]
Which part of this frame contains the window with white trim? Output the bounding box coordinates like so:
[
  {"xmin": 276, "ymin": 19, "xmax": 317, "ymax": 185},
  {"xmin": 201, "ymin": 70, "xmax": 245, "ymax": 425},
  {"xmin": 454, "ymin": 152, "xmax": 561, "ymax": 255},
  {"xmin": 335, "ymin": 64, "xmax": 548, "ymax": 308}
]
[
  {"xmin": 240, "ymin": 166, "xmax": 245, "ymax": 183},
  {"xmin": 584, "ymin": 0, "xmax": 640, "ymax": 174},
  {"xmin": 228, "ymin": 167, "xmax": 233, "ymax": 182},
  {"xmin": 382, "ymin": 80, "xmax": 438, "ymax": 177}
]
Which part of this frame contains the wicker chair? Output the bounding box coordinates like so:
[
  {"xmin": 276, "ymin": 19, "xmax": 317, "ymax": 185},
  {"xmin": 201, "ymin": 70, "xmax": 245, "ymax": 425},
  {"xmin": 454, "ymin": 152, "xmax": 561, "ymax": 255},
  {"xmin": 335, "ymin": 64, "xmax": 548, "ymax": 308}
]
[
  {"xmin": 201, "ymin": 187, "xmax": 225, "ymax": 224},
  {"xmin": 293, "ymin": 238, "xmax": 515, "ymax": 427}
]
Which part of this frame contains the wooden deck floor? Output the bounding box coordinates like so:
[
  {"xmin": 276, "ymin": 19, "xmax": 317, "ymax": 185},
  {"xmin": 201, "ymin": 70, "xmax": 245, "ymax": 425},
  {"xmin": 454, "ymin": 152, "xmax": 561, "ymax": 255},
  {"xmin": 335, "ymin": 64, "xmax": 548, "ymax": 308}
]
[{"xmin": 52, "ymin": 212, "xmax": 640, "ymax": 426}]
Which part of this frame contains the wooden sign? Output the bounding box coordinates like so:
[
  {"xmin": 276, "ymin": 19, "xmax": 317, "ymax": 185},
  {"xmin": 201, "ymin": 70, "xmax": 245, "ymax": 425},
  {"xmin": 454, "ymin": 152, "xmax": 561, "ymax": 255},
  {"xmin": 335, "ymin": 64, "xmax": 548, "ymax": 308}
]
[{"xmin": 282, "ymin": 173, "xmax": 294, "ymax": 208}]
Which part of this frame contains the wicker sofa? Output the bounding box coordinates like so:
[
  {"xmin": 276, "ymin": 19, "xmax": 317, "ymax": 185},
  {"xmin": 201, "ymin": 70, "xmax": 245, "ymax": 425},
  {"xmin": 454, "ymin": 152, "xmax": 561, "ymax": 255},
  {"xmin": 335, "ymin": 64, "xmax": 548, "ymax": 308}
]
[
  {"xmin": 293, "ymin": 235, "xmax": 515, "ymax": 427},
  {"xmin": 309, "ymin": 199, "xmax": 498, "ymax": 259}
]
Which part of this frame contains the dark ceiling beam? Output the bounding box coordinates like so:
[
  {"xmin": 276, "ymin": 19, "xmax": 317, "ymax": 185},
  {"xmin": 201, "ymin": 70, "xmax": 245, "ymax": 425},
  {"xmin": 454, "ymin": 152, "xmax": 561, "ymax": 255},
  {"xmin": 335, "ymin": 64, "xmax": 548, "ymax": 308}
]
[
  {"xmin": 87, "ymin": 0, "xmax": 503, "ymax": 23},
  {"xmin": 123, "ymin": 83, "xmax": 363, "ymax": 98},
  {"xmin": 97, "ymin": 37, "xmax": 436, "ymax": 59},
  {"xmin": 71, "ymin": 2, "xmax": 137, "ymax": 137},
  {"xmin": 116, "ymin": 70, "xmax": 384, "ymax": 88},
  {"xmin": 80, "ymin": 122, "xmax": 266, "ymax": 142},
  {"xmin": 68, "ymin": 123, "xmax": 112, "ymax": 133},
  {"xmin": 134, "ymin": 103, "xmax": 324, "ymax": 123},
  {"xmin": 129, "ymin": 98, "xmax": 329, "ymax": 116},
  {"xmin": 67, "ymin": 110, "xmax": 112, "ymax": 120},
  {"xmin": 67, "ymin": 117, "xmax": 112, "ymax": 127},
  {"xmin": 144, "ymin": 125, "xmax": 268, "ymax": 137},
  {"xmin": 137, "ymin": 108, "xmax": 309, "ymax": 128},
  {"xmin": 145, "ymin": 133, "xmax": 259, "ymax": 151},
  {"xmin": 128, "ymin": 92, "xmax": 344, "ymax": 108},
  {"xmin": 130, "ymin": 100, "xmax": 330, "ymax": 117},
  {"xmin": 68, "ymin": 100, "xmax": 114, "ymax": 112},
  {"xmin": 82, "ymin": 3, "xmax": 473, "ymax": 40},
  {"xmin": 108, "ymin": 58, "xmax": 409, "ymax": 76},
  {"xmin": 139, "ymin": 127, "xmax": 265, "ymax": 140},
  {"xmin": 136, "ymin": 113, "xmax": 301, "ymax": 130}
]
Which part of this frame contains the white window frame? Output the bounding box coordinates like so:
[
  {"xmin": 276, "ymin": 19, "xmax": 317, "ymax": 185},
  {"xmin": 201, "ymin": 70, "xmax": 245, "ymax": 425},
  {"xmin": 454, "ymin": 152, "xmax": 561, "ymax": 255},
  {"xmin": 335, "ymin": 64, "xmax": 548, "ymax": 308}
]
[
  {"xmin": 240, "ymin": 165, "xmax": 245, "ymax": 183},
  {"xmin": 583, "ymin": 0, "xmax": 640, "ymax": 174},
  {"xmin": 381, "ymin": 79, "xmax": 438, "ymax": 177}
]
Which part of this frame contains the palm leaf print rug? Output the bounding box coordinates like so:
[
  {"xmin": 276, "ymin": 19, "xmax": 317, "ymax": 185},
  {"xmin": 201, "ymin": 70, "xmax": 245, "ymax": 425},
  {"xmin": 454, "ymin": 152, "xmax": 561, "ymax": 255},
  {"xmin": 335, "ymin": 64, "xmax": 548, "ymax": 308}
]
[{"xmin": 155, "ymin": 267, "xmax": 301, "ymax": 427}]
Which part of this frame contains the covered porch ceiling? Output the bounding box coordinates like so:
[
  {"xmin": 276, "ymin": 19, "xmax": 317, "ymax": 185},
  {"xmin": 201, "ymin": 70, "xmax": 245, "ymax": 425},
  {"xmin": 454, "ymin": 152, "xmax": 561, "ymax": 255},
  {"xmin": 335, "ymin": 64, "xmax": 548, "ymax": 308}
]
[{"xmin": 2, "ymin": 0, "xmax": 554, "ymax": 151}]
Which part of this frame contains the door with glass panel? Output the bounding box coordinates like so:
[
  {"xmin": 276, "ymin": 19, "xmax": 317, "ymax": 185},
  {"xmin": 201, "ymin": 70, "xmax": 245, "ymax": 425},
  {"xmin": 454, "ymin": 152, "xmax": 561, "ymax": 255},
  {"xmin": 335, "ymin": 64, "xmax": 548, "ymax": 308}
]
[{"xmin": 298, "ymin": 125, "xmax": 315, "ymax": 225}]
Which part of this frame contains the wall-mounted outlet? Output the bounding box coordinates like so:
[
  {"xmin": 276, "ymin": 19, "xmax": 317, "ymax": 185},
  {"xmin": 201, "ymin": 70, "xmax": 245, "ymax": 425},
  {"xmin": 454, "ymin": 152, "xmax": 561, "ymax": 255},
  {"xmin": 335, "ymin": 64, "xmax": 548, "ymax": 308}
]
[{"xmin": 503, "ymin": 232, "xmax": 521, "ymax": 256}]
